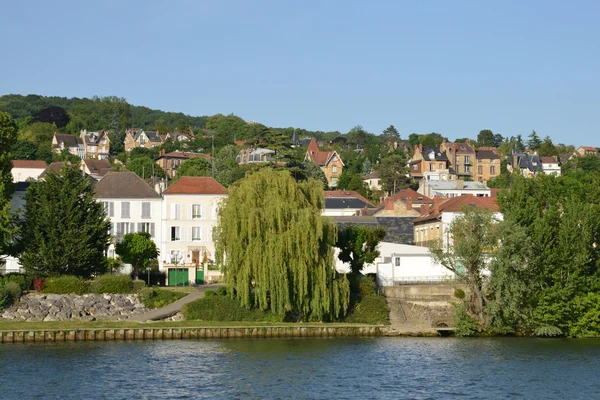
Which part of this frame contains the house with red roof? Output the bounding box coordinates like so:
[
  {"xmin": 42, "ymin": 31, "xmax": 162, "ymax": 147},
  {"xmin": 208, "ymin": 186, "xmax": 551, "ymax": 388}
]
[
  {"xmin": 11, "ymin": 160, "xmax": 47, "ymax": 182},
  {"xmin": 305, "ymin": 137, "xmax": 344, "ymax": 188},
  {"xmin": 577, "ymin": 146, "xmax": 598, "ymax": 157},
  {"xmin": 413, "ymin": 195, "xmax": 501, "ymax": 248},
  {"xmin": 162, "ymin": 177, "xmax": 227, "ymax": 285}
]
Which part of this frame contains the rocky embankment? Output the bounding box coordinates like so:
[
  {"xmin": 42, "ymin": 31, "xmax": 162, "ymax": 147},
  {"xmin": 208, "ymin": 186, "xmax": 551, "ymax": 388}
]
[{"xmin": 0, "ymin": 293, "xmax": 147, "ymax": 322}]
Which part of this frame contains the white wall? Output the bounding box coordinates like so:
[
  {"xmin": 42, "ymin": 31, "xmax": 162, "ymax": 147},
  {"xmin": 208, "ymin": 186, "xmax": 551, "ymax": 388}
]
[
  {"xmin": 323, "ymin": 208, "xmax": 363, "ymax": 216},
  {"xmin": 11, "ymin": 167, "xmax": 45, "ymax": 182}
]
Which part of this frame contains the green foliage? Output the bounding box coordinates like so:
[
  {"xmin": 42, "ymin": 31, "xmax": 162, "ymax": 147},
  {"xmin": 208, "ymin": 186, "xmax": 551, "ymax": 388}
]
[
  {"xmin": 214, "ymin": 145, "xmax": 244, "ymax": 187},
  {"xmin": 454, "ymin": 289, "xmax": 466, "ymax": 299},
  {"xmin": 344, "ymin": 295, "xmax": 390, "ymax": 325},
  {"xmin": 42, "ymin": 276, "xmax": 87, "ymax": 295},
  {"xmin": 0, "ymin": 273, "xmax": 31, "ymax": 291},
  {"xmin": 376, "ymin": 151, "xmax": 409, "ymax": 194},
  {"xmin": 183, "ymin": 292, "xmax": 283, "ymax": 322},
  {"xmin": 0, "ymin": 286, "xmax": 8, "ymax": 310},
  {"xmin": 132, "ymin": 279, "xmax": 146, "ymax": 293},
  {"xmin": 527, "ymin": 130, "xmax": 542, "ymax": 150},
  {"xmin": 358, "ymin": 275, "xmax": 377, "ymax": 297},
  {"xmin": 174, "ymin": 156, "xmax": 212, "ymax": 180},
  {"xmin": 0, "ymin": 112, "xmax": 18, "ymax": 197},
  {"xmin": 11, "ymin": 139, "xmax": 38, "ymax": 160},
  {"xmin": 125, "ymin": 155, "xmax": 164, "ymax": 179},
  {"xmin": 115, "ymin": 232, "xmax": 159, "ymax": 279},
  {"xmin": 477, "ymin": 129, "xmax": 495, "ymax": 147},
  {"xmin": 203, "ymin": 290, "xmax": 216, "ymax": 298},
  {"xmin": 90, "ymin": 274, "xmax": 133, "ymax": 294},
  {"xmin": 139, "ymin": 287, "xmax": 187, "ymax": 309},
  {"xmin": 215, "ymin": 168, "xmax": 350, "ymax": 321},
  {"xmin": 336, "ymin": 226, "xmax": 386, "ymax": 274},
  {"xmin": 453, "ymin": 303, "xmax": 481, "ymax": 337},
  {"xmin": 18, "ymin": 164, "xmax": 111, "ymax": 278},
  {"xmin": 4, "ymin": 281, "xmax": 22, "ymax": 301}
]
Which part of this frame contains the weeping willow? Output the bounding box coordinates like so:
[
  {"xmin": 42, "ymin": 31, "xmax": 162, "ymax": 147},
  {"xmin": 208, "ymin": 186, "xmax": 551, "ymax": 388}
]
[{"xmin": 214, "ymin": 168, "xmax": 350, "ymax": 321}]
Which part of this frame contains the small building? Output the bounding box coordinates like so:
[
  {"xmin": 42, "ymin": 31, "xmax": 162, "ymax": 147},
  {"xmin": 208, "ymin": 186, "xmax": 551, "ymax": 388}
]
[
  {"xmin": 94, "ymin": 172, "xmax": 163, "ymax": 268},
  {"xmin": 540, "ymin": 156, "xmax": 561, "ymax": 176},
  {"xmin": 418, "ymin": 179, "xmax": 491, "ymax": 199},
  {"xmin": 11, "ymin": 160, "xmax": 47, "ymax": 182},
  {"xmin": 323, "ymin": 190, "xmax": 375, "ymax": 216},
  {"xmin": 409, "ymin": 145, "xmax": 451, "ymax": 179},
  {"xmin": 440, "ymin": 139, "xmax": 476, "ymax": 180},
  {"xmin": 363, "ymin": 171, "xmax": 382, "ymax": 191},
  {"xmin": 81, "ymin": 130, "xmax": 111, "ymax": 159},
  {"xmin": 236, "ymin": 148, "xmax": 275, "ymax": 164},
  {"xmin": 305, "ymin": 137, "xmax": 344, "ymax": 188},
  {"xmin": 82, "ymin": 159, "xmax": 112, "ymax": 180},
  {"xmin": 52, "ymin": 134, "xmax": 85, "ymax": 159},
  {"xmin": 507, "ymin": 152, "xmax": 542, "ymax": 177},
  {"xmin": 124, "ymin": 129, "xmax": 164, "ymax": 152},
  {"xmin": 375, "ymin": 189, "xmax": 432, "ymax": 217},
  {"xmin": 474, "ymin": 148, "xmax": 501, "ymax": 183},
  {"xmin": 155, "ymin": 150, "xmax": 212, "ymax": 179},
  {"xmin": 577, "ymin": 146, "xmax": 598, "ymax": 157},
  {"xmin": 162, "ymin": 177, "xmax": 227, "ymax": 286}
]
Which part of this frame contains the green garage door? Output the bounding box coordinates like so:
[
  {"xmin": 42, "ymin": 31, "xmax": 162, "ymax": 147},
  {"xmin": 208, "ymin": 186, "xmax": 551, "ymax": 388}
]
[
  {"xmin": 196, "ymin": 269, "xmax": 204, "ymax": 284},
  {"xmin": 168, "ymin": 268, "xmax": 189, "ymax": 286}
]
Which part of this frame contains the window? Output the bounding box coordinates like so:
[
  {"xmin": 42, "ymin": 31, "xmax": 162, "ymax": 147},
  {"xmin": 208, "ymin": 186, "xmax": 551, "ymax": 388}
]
[
  {"xmin": 455, "ymin": 155, "xmax": 460, "ymax": 164},
  {"xmin": 478, "ymin": 166, "xmax": 482, "ymax": 174},
  {"xmin": 464, "ymin": 156, "xmax": 471, "ymax": 164},
  {"xmin": 465, "ymin": 165, "xmax": 471, "ymax": 173},
  {"xmin": 490, "ymin": 166, "xmax": 496, "ymax": 175},
  {"xmin": 332, "ymin": 165, "xmax": 337, "ymax": 173},
  {"xmin": 138, "ymin": 222, "xmax": 155, "ymax": 238},
  {"xmin": 412, "ymin": 165, "xmax": 418, "ymax": 170},
  {"xmin": 429, "ymin": 164, "xmax": 434, "ymax": 171},
  {"xmin": 141, "ymin": 202, "xmax": 151, "ymax": 219},
  {"xmin": 394, "ymin": 257, "xmax": 400, "ymax": 266},
  {"xmin": 192, "ymin": 227, "xmax": 202, "ymax": 241},
  {"xmin": 102, "ymin": 202, "xmax": 114, "ymax": 217},
  {"xmin": 438, "ymin": 163, "xmax": 443, "ymax": 169},
  {"xmin": 478, "ymin": 159, "xmax": 483, "ymax": 163},
  {"xmin": 171, "ymin": 204, "xmax": 182, "ymax": 220},
  {"xmin": 330, "ymin": 177, "xmax": 338, "ymax": 187},
  {"xmin": 121, "ymin": 202, "xmax": 130, "ymax": 218},
  {"xmin": 116, "ymin": 222, "xmax": 134, "ymax": 239},
  {"xmin": 192, "ymin": 204, "xmax": 202, "ymax": 219},
  {"xmin": 171, "ymin": 226, "xmax": 181, "ymax": 241}
]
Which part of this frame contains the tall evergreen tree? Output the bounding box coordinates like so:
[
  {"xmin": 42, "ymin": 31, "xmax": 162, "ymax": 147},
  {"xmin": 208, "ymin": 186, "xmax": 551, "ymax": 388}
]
[
  {"xmin": 214, "ymin": 168, "xmax": 350, "ymax": 321},
  {"xmin": 527, "ymin": 130, "xmax": 542, "ymax": 150},
  {"xmin": 18, "ymin": 164, "xmax": 111, "ymax": 278},
  {"xmin": 0, "ymin": 112, "xmax": 18, "ymax": 198}
]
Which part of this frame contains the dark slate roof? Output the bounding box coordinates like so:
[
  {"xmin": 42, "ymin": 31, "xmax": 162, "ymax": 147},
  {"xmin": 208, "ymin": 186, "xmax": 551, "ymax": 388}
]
[
  {"xmin": 476, "ymin": 149, "xmax": 501, "ymax": 159},
  {"xmin": 94, "ymin": 172, "xmax": 160, "ymax": 198},
  {"xmin": 330, "ymin": 216, "xmax": 415, "ymax": 244},
  {"xmin": 325, "ymin": 198, "xmax": 372, "ymax": 209},
  {"xmin": 422, "ymin": 146, "xmax": 449, "ymax": 161},
  {"xmin": 54, "ymin": 134, "xmax": 81, "ymax": 147},
  {"xmin": 515, "ymin": 153, "xmax": 542, "ymax": 171}
]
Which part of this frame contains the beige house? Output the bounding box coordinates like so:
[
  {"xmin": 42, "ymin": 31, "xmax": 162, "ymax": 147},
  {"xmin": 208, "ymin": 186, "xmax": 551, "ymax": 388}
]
[
  {"xmin": 161, "ymin": 177, "xmax": 227, "ymax": 286},
  {"xmin": 11, "ymin": 160, "xmax": 47, "ymax": 182},
  {"xmin": 305, "ymin": 137, "xmax": 344, "ymax": 188},
  {"xmin": 474, "ymin": 148, "xmax": 501, "ymax": 182},
  {"xmin": 440, "ymin": 140, "xmax": 476, "ymax": 180},
  {"xmin": 363, "ymin": 171, "xmax": 382, "ymax": 191},
  {"xmin": 52, "ymin": 130, "xmax": 110, "ymax": 159},
  {"xmin": 124, "ymin": 129, "xmax": 164, "ymax": 152},
  {"xmin": 577, "ymin": 146, "xmax": 598, "ymax": 157}
]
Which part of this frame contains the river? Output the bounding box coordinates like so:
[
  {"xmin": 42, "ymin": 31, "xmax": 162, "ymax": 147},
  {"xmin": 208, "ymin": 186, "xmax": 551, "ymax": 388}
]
[{"xmin": 0, "ymin": 337, "xmax": 599, "ymax": 399}]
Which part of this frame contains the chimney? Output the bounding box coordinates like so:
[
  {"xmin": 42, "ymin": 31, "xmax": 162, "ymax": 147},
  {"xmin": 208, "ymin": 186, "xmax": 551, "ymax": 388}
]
[
  {"xmin": 419, "ymin": 144, "xmax": 423, "ymax": 153},
  {"xmin": 406, "ymin": 199, "xmax": 413, "ymax": 210},
  {"xmin": 160, "ymin": 148, "xmax": 165, "ymax": 156},
  {"xmin": 465, "ymin": 139, "xmax": 471, "ymax": 145},
  {"xmin": 433, "ymin": 197, "xmax": 440, "ymax": 214},
  {"xmin": 421, "ymin": 203, "xmax": 430, "ymax": 215},
  {"xmin": 456, "ymin": 179, "xmax": 464, "ymax": 189},
  {"xmin": 385, "ymin": 198, "xmax": 394, "ymax": 211}
]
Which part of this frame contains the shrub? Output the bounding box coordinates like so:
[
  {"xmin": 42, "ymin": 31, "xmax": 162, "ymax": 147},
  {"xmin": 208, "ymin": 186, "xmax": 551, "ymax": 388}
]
[
  {"xmin": 217, "ymin": 286, "xmax": 228, "ymax": 296},
  {"xmin": 358, "ymin": 275, "xmax": 377, "ymax": 298},
  {"xmin": 139, "ymin": 287, "xmax": 187, "ymax": 309},
  {"xmin": 33, "ymin": 278, "xmax": 45, "ymax": 291},
  {"xmin": 183, "ymin": 295, "xmax": 283, "ymax": 322},
  {"xmin": 43, "ymin": 276, "xmax": 87, "ymax": 295},
  {"xmin": 91, "ymin": 274, "xmax": 133, "ymax": 294},
  {"xmin": 4, "ymin": 281, "xmax": 22, "ymax": 301},
  {"xmin": 132, "ymin": 270, "xmax": 166, "ymax": 287},
  {"xmin": 203, "ymin": 290, "xmax": 216, "ymax": 298},
  {"xmin": 0, "ymin": 286, "xmax": 8, "ymax": 310},
  {"xmin": 1, "ymin": 273, "xmax": 31, "ymax": 291},
  {"xmin": 453, "ymin": 303, "xmax": 481, "ymax": 337},
  {"xmin": 454, "ymin": 289, "xmax": 466, "ymax": 299},
  {"xmin": 345, "ymin": 295, "xmax": 390, "ymax": 325},
  {"xmin": 132, "ymin": 279, "xmax": 146, "ymax": 293}
]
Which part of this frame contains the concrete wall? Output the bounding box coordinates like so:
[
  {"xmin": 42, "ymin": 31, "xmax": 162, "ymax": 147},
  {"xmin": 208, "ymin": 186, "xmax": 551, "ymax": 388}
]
[{"xmin": 381, "ymin": 283, "xmax": 468, "ymax": 300}]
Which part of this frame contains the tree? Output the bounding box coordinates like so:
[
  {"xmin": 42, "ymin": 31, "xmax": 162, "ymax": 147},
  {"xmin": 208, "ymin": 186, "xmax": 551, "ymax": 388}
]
[
  {"xmin": 108, "ymin": 110, "xmax": 124, "ymax": 155},
  {"xmin": 362, "ymin": 158, "xmax": 372, "ymax": 175},
  {"xmin": 116, "ymin": 232, "xmax": 159, "ymax": 279},
  {"xmin": 376, "ymin": 152, "xmax": 409, "ymax": 194},
  {"xmin": 429, "ymin": 207, "xmax": 499, "ymax": 325},
  {"xmin": 0, "ymin": 112, "xmax": 18, "ymax": 198},
  {"xmin": 381, "ymin": 125, "xmax": 400, "ymax": 147},
  {"xmin": 175, "ymin": 120, "xmax": 190, "ymax": 134},
  {"xmin": 527, "ymin": 130, "xmax": 542, "ymax": 150},
  {"xmin": 537, "ymin": 136, "xmax": 557, "ymax": 157},
  {"xmin": 0, "ymin": 182, "xmax": 17, "ymax": 260},
  {"xmin": 284, "ymin": 161, "xmax": 328, "ymax": 189},
  {"xmin": 214, "ymin": 145, "xmax": 244, "ymax": 187},
  {"xmin": 34, "ymin": 106, "xmax": 70, "ymax": 128},
  {"xmin": 336, "ymin": 225, "xmax": 386, "ymax": 275},
  {"xmin": 477, "ymin": 130, "xmax": 495, "ymax": 147},
  {"xmin": 174, "ymin": 157, "xmax": 212, "ymax": 180},
  {"xmin": 126, "ymin": 155, "xmax": 164, "ymax": 179},
  {"xmin": 11, "ymin": 140, "xmax": 37, "ymax": 160},
  {"xmin": 214, "ymin": 168, "xmax": 350, "ymax": 321},
  {"xmin": 493, "ymin": 134, "xmax": 504, "ymax": 147},
  {"xmin": 18, "ymin": 164, "xmax": 111, "ymax": 278},
  {"xmin": 154, "ymin": 119, "xmax": 171, "ymax": 135}
]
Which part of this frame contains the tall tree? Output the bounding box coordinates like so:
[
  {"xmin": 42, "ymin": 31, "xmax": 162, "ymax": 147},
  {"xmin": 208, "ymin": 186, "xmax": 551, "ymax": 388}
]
[
  {"xmin": 18, "ymin": 164, "xmax": 111, "ymax": 278},
  {"xmin": 0, "ymin": 112, "xmax": 18, "ymax": 198},
  {"xmin": 477, "ymin": 129, "xmax": 495, "ymax": 147},
  {"xmin": 381, "ymin": 125, "xmax": 400, "ymax": 147},
  {"xmin": 108, "ymin": 110, "xmax": 124, "ymax": 154},
  {"xmin": 429, "ymin": 207, "xmax": 499, "ymax": 325},
  {"xmin": 336, "ymin": 225, "xmax": 386, "ymax": 275},
  {"xmin": 11, "ymin": 140, "xmax": 38, "ymax": 160},
  {"xmin": 0, "ymin": 182, "xmax": 17, "ymax": 261},
  {"xmin": 214, "ymin": 145, "xmax": 244, "ymax": 187},
  {"xmin": 537, "ymin": 136, "xmax": 558, "ymax": 157},
  {"xmin": 126, "ymin": 155, "xmax": 164, "ymax": 179},
  {"xmin": 116, "ymin": 232, "xmax": 159, "ymax": 279},
  {"xmin": 215, "ymin": 168, "xmax": 350, "ymax": 321},
  {"xmin": 493, "ymin": 133, "xmax": 504, "ymax": 147},
  {"xmin": 376, "ymin": 152, "xmax": 409, "ymax": 194},
  {"xmin": 527, "ymin": 130, "xmax": 542, "ymax": 150},
  {"xmin": 174, "ymin": 157, "xmax": 212, "ymax": 180},
  {"xmin": 34, "ymin": 106, "xmax": 70, "ymax": 128}
]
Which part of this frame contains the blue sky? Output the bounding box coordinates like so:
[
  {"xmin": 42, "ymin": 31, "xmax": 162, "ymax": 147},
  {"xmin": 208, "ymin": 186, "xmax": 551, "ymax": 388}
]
[{"xmin": 1, "ymin": 0, "xmax": 599, "ymax": 145}]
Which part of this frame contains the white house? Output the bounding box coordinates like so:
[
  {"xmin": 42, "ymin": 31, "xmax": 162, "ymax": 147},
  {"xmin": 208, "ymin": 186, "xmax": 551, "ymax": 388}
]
[
  {"xmin": 94, "ymin": 172, "xmax": 163, "ymax": 268},
  {"xmin": 540, "ymin": 156, "xmax": 561, "ymax": 176},
  {"xmin": 418, "ymin": 179, "xmax": 491, "ymax": 198},
  {"xmin": 161, "ymin": 176, "xmax": 227, "ymax": 286},
  {"xmin": 11, "ymin": 160, "xmax": 47, "ymax": 182},
  {"xmin": 363, "ymin": 171, "xmax": 382, "ymax": 191}
]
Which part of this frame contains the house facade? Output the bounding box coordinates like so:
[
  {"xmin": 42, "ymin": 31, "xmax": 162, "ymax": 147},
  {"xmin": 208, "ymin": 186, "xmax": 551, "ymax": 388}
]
[
  {"xmin": 124, "ymin": 129, "xmax": 164, "ymax": 152},
  {"xmin": 52, "ymin": 134, "xmax": 85, "ymax": 158},
  {"xmin": 418, "ymin": 179, "xmax": 491, "ymax": 198},
  {"xmin": 305, "ymin": 137, "xmax": 344, "ymax": 188},
  {"xmin": 52, "ymin": 131, "xmax": 110, "ymax": 159},
  {"xmin": 409, "ymin": 145, "xmax": 450, "ymax": 179},
  {"xmin": 440, "ymin": 140, "xmax": 476, "ymax": 179},
  {"xmin": 236, "ymin": 148, "xmax": 276, "ymax": 164},
  {"xmin": 363, "ymin": 171, "xmax": 382, "ymax": 191},
  {"xmin": 474, "ymin": 148, "xmax": 501, "ymax": 182},
  {"xmin": 161, "ymin": 177, "xmax": 227, "ymax": 286},
  {"xmin": 540, "ymin": 156, "xmax": 561, "ymax": 176},
  {"xmin": 94, "ymin": 172, "xmax": 163, "ymax": 268},
  {"xmin": 11, "ymin": 160, "xmax": 47, "ymax": 182},
  {"xmin": 577, "ymin": 146, "xmax": 598, "ymax": 157},
  {"xmin": 155, "ymin": 150, "xmax": 212, "ymax": 179},
  {"xmin": 507, "ymin": 152, "xmax": 542, "ymax": 177}
]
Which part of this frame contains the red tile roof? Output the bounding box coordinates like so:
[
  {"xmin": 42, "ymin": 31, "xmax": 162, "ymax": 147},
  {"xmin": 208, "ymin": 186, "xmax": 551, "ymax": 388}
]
[
  {"xmin": 388, "ymin": 188, "xmax": 432, "ymax": 204},
  {"xmin": 414, "ymin": 194, "xmax": 499, "ymax": 223},
  {"xmin": 164, "ymin": 176, "xmax": 227, "ymax": 195},
  {"xmin": 539, "ymin": 156, "xmax": 557, "ymax": 163},
  {"xmin": 580, "ymin": 146, "xmax": 597, "ymax": 151},
  {"xmin": 156, "ymin": 151, "xmax": 211, "ymax": 160},
  {"xmin": 12, "ymin": 160, "xmax": 47, "ymax": 169},
  {"xmin": 364, "ymin": 171, "xmax": 380, "ymax": 179},
  {"xmin": 324, "ymin": 190, "xmax": 375, "ymax": 207}
]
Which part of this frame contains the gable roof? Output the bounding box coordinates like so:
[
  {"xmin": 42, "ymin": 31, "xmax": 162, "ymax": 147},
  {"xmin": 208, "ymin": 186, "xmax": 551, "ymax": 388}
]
[
  {"xmin": 54, "ymin": 134, "xmax": 81, "ymax": 147},
  {"xmin": 12, "ymin": 160, "xmax": 47, "ymax": 169},
  {"xmin": 422, "ymin": 146, "xmax": 449, "ymax": 161},
  {"xmin": 83, "ymin": 159, "xmax": 112, "ymax": 177},
  {"xmin": 305, "ymin": 137, "xmax": 344, "ymax": 167},
  {"xmin": 163, "ymin": 176, "xmax": 227, "ymax": 195},
  {"xmin": 389, "ymin": 188, "xmax": 432, "ymax": 204},
  {"xmin": 39, "ymin": 162, "xmax": 66, "ymax": 179},
  {"xmin": 579, "ymin": 146, "xmax": 597, "ymax": 152},
  {"xmin": 515, "ymin": 153, "xmax": 542, "ymax": 171},
  {"xmin": 414, "ymin": 195, "xmax": 499, "ymax": 223},
  {"xmin": 324, "ymin": 190, "xmax": 375, "ymax": 209},
  {"xmin": 364, "ymin": 171, "xmax": 380, "ymax": 179},
  {"xmin": 539, "ymin": 156, "xmax": 558, "ymax": 163},
  {"xmin": 81, "ymin": 130, "xmax": 108, "ymax": 145},
  {"xmin": 94, "ymin": 172, "xmax": 160, "ymax": 198}
]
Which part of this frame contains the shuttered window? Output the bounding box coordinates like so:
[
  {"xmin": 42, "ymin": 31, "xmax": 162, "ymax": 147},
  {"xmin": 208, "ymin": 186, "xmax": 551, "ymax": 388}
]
[
  {"xmin": 121, "ymin": 202, "xmax": 130, "ymax": 218},
  {"xmin": 141, "ymin": 202, "xmax": 151, "ymax": 218}
]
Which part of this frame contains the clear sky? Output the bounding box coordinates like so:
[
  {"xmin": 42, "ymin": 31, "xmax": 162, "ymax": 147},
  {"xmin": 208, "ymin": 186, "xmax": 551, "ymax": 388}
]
[{"xmin": 1, "ymin": 0, "xmax": 599, "ymax": 145}]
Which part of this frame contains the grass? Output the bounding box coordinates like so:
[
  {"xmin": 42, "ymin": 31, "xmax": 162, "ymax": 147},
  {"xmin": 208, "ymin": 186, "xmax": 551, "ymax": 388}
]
[
  {"xmin": 0, "ymin": 320, "xmax": 381, "ymax": 331},
  {"xmin": 159, "ymin": 286, "xmax": 198, "ymax": 294},
  {"xmin": 139, "ymin": 288, "xmax": 187, "ymax": 309}
]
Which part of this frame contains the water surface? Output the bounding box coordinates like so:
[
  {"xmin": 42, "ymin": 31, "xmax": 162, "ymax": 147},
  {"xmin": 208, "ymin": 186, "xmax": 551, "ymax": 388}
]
[{"xmin": 0, "ymin": 337, "xmax": 599, "ymax": 399}]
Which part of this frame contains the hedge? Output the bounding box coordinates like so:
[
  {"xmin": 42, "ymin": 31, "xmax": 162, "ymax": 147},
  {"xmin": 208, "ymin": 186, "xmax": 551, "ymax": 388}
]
[
  {"xmin": 42, "ymin": 276, "xmax": 88, "ymax": 295},
  {"xmin": 90, "ymin": 274, "xmax": 133, "ymax": 294},
  {"xmin": 0, "ymin": 273, "xmax": 31, "ymax": 291},
  {"xmin": 183, "ymin": 293, "xmax": 282, "ymax": 322},
  {"xmin": 139, "ymin": 287, "xmax": 186, "ymax": 309}
]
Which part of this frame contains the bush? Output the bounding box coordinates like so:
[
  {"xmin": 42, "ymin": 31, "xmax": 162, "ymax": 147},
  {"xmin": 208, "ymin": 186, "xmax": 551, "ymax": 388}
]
[
  {"xmin": 454, "ymin": 289, "xmax": 466, "ymax": 299},
  {"xmin": 183, "ymin": 294, "xmax": 283, "ymax": 322},
  {"xmin": 4, "ymin": 281, "xmax": 22, "ymax": 301},
  {"xmin": 453, "ymin": 303, "xmax": 481, "ymax": 337},
  {"xmin": 33, "ymin": 278, "xmax": 45, "ymax": 291},
  {"xmin": 43, "ymin": 276, "xmax": 87, "ymax": 295},
  {"xmin": 132, "ymin": 279, "xmax": 146, "ymax": 293},
  {"xmin": 358, "ymin": 275, "xmax": 377, "ymax": 298},
  {"xmin": 1, "ymin": 273, "xmax": 31, "ymax": 291},
  {"xmin": 345, "ymin": 295, "xmax": 390, "ymax": 325},
  {"xmin": 91, "ymin": 274, "xmax": 133, "ymax": 294},
  {"xmin": 139, "ymin": 287, "xmax": 187, "ymax": 309},
  {"xmin": 0, "ymin": 286, "xmax": 8, "ymax": 310},
  {"xmin": 217, "ymin": 286, "xmax": 228, "ymax": 296},
  {"xmin": 203, "ymin": 290, "xmax": 216, "ymax": 298},
  {"xmin": 132, "ymin": 270, "xmax": 166, "ymax": 286}
]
